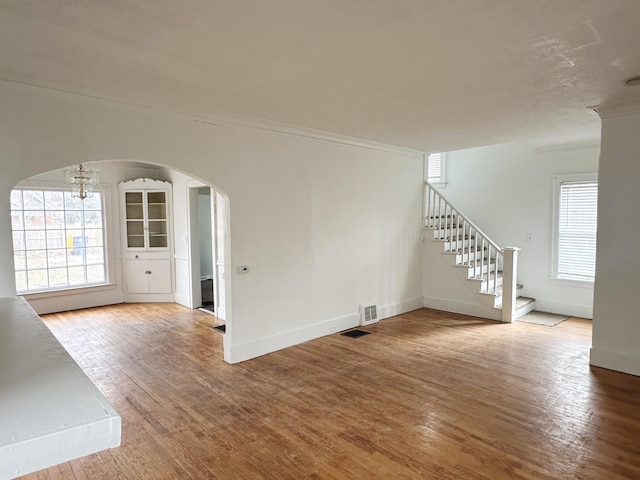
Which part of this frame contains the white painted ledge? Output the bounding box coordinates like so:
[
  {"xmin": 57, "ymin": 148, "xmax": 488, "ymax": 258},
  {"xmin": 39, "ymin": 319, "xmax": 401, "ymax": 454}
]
[{"xmin": 0, "ymin": 296, "xmax": 121, "ymax": 479}]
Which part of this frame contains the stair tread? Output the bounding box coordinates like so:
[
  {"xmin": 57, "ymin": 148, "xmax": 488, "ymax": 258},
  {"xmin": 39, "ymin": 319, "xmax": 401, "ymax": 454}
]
[
  {"xmin": 516, "ymin": 296, "xmax": 535, "ymax": 307},
  {"xmin": 439, "ymin": 235, "xmax": 476, "ymax": 241},
  {"xmin": 448, "ymin": 246, "xmax": 488, "ymax": 253}
]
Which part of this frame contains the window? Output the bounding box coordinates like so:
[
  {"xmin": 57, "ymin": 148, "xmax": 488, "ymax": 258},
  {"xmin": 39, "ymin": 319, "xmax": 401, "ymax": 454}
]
[
  {"xmin": 553, "ymin": 174, "xmax": 598, "ymax": 281},
  {"xmin": 427, "ymin": 152, "xmax": 446, "ymax": 186},
  {"xmin": 11, "ymin": 189, "xmax": 107, "ymax": 293}
]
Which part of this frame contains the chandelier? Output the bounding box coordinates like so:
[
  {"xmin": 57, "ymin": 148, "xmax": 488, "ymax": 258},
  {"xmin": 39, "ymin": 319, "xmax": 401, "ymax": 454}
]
[{"xmin": 64, "ymin": 164, "xmax": 99, "ymax": 200}]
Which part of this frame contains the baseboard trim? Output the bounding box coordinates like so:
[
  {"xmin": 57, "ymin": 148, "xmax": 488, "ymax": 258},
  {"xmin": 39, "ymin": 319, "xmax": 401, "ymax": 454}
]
[
  {"xmin": 423, "ymin": 296, "xmax": 502, "ymax": 321},
  {"xmin": 590, "ymin": 347, "xmax": 640, "ymax": 377},
  {"xmin": 27, "ymin": 290, "xmax": 125, "ymax": 315},
  {"xmin": 174, "ymin": 292, "xmax": 192, "ymax": 309},
  {"xmin": 227, "ymin": 312, "xmax": 359, "ymax": 364},
  {"xmin": 226, "ymin": 297, "xmax": 424, "ymax": 364},
  {"xmin": 124, "ymin": 293, "xmax": 175, "ymax": 303},
  {"xmin": 378, "ymin": 297, "xmax": 424, "ymax": 319}
]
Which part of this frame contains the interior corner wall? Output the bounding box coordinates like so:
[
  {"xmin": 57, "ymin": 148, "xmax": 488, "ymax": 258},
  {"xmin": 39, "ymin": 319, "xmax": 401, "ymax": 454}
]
[
  {"xmin": 440, "ymin": 142, "xmax": 599, "ymax": 318},
  {"xmin": 0, "ymin": 81, "xmax": 424, "ymax": 363},
  {"xmin": 591, "ymin": 110, "xmax": 640, "ymax": 377}
]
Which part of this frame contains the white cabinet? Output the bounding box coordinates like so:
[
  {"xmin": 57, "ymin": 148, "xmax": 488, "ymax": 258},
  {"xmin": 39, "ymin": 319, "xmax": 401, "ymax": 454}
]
[
  {"xmin": 125, "ymin": 259, "xmax": 172, "ymax": 294},
  {"xmin": 119, "ymin": 179, "xmax": 174, "ymax": 302}
]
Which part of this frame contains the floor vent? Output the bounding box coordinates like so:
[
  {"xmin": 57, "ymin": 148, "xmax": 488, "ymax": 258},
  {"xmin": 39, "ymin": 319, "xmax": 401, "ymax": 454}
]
[
  {"xmin": 213, "ymin": 325, "xmax": 226, "ymax": 333},
  {"xmin": 360, "ymin": 303, "xmax": 378, "ymax": 326},
  {"xmin": 341, "ymin": 329, "xmax": 370, "ymax": 338}
]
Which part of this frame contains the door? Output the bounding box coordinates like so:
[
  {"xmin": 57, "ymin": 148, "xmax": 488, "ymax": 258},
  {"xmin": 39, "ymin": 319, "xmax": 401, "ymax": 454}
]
[
  {"xmin": 125, "ymin": 260, "xmax": 149, "ymax": 294},
  {"xmin": 213, "ymin": 191, "xmax": 226, "ymax": 320},
  {"xmin": 147, "ymin": 260, "xmax": 172, "ymax": 294},
  {"xmin": 125, "ymin": 259, "xmax": 172, "ymax": 294},
  {"xmin": 198, "ymin": 187, "xmax": 215, "ymax": 312}
]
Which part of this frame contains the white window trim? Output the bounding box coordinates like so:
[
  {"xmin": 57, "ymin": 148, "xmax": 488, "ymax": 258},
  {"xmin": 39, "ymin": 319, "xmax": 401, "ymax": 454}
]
[
  {"xmin": 551, "ymin": 172, "xmax": 598, "ymax": 284},
  {"xmin": 11, "ymin": 181, "xmax": 112, "ymax": 293},
  {"xmin": 425, "ymin": 152, "xmax": 447, "ymax": 188}
]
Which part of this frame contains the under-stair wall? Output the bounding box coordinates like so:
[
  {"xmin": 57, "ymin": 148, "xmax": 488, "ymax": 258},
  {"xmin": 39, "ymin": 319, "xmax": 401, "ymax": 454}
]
[{"xmin": 422, "ymin": 182, "xmax": 534, "ymax": 322}]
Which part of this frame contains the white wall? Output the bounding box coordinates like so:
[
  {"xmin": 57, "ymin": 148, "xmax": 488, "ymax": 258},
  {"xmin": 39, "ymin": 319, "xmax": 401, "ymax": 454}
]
[
  {"xmin": 591, "ymin": 106, "xmax": 640, "ymax": 376},
  {"xmin": 0, "ymin": 81, "xmax": 424, "ymax": 363},
  {"xmin": 440, "ymin": 142, "xmax": 599, "ymax": 318}
]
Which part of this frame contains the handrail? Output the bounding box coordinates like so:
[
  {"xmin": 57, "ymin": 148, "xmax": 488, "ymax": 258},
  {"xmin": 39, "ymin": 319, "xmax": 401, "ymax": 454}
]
[
  {"xmin": 424, "ymin": 181, "xmax": 502, "ymax": 253},
  {"xmin": 424, "ymin": 181, "xmax": 503, "ymax": 296}
]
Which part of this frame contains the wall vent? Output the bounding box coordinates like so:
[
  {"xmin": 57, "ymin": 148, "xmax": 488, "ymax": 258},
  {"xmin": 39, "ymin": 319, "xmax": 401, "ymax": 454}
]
[{"xmin": 360, "ymin": 303, "xmax": 378, "ymax": 326}]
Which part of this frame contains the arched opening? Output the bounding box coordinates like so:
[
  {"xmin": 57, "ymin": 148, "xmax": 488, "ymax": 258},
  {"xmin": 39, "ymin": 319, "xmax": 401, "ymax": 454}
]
[{"xmin": 9, "ymin": 158, "xmax": 232, "ymax": 362}]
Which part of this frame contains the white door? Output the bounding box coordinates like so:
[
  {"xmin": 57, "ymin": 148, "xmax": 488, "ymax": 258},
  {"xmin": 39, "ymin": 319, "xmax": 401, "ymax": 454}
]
[{"xmin": 214, "ymin": 191, "xmax": 226, "ymax": 320}]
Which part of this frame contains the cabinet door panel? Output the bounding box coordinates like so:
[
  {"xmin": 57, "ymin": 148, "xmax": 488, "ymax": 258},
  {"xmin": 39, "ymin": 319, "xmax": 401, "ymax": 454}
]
[
  {"xmin": 147, "ymin": 260, "xmax": 172, "ymax": 294},
  {"xmin": 125, "ymin": 260, "xmax": 150, "ymax": 294}
]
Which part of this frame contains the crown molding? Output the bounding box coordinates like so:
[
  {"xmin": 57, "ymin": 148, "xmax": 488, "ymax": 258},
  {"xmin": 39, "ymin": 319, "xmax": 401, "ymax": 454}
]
[
  {"xmin": 590, "ymin": 98, "xmax": 640, "ymax": 119},
  {"xmin": 535, "ymin": 139, "xmax": 600, "ymax": 153},
  {"xmin": 0, "ymin": 78, "xmax": 425, "ymax": 159}
]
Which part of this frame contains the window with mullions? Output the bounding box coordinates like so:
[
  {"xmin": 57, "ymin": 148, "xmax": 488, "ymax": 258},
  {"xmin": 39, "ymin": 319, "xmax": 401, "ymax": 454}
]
[{"xmin": 11, "ymin": 189, "xmax": 107, "ymax": 293}]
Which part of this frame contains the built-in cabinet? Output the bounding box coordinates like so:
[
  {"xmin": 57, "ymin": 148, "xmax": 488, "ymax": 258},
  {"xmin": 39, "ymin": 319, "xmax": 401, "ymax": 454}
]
[{"xmin": 119, "ymin": 178, "xmax": 174, "ymax": 302}]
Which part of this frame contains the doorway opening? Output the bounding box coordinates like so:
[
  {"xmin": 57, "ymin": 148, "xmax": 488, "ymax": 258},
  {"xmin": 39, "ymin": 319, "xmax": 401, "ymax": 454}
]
[
  {"xmin": 197, "ymin": 187, "xmax": 215, "ymax": 313},
  {"xmin": 188, "ymin": 183, "xmax": 226, "ymax": 323}
]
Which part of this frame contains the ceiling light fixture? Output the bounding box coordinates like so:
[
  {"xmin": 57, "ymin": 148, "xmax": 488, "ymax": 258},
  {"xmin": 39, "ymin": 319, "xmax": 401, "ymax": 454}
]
[
  {"xmin": 624, "ymin": 76, "xmax": 640, "ymax": 87},
  {"xmin": 64, "ymin": 163, "xmax": 99, "ymax": 200}
]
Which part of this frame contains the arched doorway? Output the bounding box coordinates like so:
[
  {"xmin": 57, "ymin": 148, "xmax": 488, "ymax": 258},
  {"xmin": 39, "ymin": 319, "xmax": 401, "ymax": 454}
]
[{"xmin": 9, "ymin": 159, "xmax": 232, "ymax": 361}]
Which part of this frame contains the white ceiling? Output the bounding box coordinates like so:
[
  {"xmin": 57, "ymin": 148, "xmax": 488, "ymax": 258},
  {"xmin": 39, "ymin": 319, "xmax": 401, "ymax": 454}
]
[{"xmin": 1, "ymin": 0, "xmax": 640, "ymax": 152}]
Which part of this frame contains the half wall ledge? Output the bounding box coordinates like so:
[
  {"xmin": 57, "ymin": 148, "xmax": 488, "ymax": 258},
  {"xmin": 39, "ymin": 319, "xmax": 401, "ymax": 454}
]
[{"xmin": 0, "ymin": 296, "xmax": 121, "ymax": 479}]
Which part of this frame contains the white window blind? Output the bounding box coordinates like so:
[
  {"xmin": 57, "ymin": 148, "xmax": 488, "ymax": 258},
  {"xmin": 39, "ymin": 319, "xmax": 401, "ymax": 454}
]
[
  {"xmin": 557, "ymin": 180, "xmax": 598, "ymax": 280},
  {"xmin": 427, "ymin": 152, "xmax": 444, "ymax": 183}
]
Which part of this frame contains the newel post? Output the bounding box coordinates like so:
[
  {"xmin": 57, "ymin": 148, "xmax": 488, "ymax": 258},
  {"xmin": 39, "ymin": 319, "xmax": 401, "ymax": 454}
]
[{"xmin": 501, "ymin": 247, "xmax": 520, "ymax": 323}]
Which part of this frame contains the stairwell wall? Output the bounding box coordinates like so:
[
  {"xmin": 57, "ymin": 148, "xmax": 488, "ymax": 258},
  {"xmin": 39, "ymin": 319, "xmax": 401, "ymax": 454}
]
[{"xmin": 439, "ymin": 142, "xmax": 599, "ymax": 318}]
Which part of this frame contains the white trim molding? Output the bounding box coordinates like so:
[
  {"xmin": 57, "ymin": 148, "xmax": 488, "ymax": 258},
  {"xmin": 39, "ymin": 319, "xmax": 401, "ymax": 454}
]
[
  {"xmin": 590, "ymin": 347, "xmax": 640, "ymax": 377},
  {"xmin": 591, "ymin": 98, "xmax": 640, "ymax": 119},
  {"xmin": 225, "ymin": 297, "xmax": 424, "ymax": 364}
]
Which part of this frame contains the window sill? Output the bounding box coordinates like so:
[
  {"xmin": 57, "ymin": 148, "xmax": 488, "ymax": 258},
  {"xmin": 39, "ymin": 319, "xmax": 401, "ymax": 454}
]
[
  {"xmin": 20, "ymin": 283, "xmax": 117, "ymax": 300},
  {"xmin": 427, "ymin": 181, "xmax": 448, "ymax": 189},
  {"xmin": 548, "ymin": 277, "xmax": 594, "ymax": 289}
]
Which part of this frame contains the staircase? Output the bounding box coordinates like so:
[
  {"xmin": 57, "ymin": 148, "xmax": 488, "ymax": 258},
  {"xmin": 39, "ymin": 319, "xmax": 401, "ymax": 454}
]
[{"xmin": 424, "ymin": 182, "xmax": 535, "ymax": 322}]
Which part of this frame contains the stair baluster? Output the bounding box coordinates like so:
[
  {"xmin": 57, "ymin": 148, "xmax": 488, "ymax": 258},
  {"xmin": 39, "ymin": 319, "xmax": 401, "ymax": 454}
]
[{"xmin": 424, "ymin": 181, "xmax": 521, "ymax": 322}]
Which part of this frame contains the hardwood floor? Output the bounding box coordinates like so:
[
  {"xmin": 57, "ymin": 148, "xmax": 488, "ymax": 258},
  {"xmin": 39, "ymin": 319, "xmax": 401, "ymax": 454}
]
[{"xmin": 20, "ymin": 305, "xmax": 640, "ymax": 479}]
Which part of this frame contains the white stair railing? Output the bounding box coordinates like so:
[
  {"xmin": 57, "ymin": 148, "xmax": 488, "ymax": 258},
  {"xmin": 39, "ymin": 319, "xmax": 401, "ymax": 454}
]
[{"xmin": 424, "ymin": 182, "xmax": 519, "ymax": 322}]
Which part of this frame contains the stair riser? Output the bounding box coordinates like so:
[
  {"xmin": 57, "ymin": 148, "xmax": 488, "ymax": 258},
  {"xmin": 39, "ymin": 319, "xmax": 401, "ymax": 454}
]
[
  {"xmin": 443, "ymin": 239, "xmax": 475, "ymax": 250},
  {"xmin": 480, "ymin": 279, "xmax": 502, "ymax": 293},
  {"xmin": 465, "ymin": 263, "xmax": 496, "ymax": 277},
  {"xmin": 456, "ymin": 263, "xmax": 496, "ymax": 282},
  {"xmin": 455, "ymin": 251, "xmax": 487, "ymax": 263},
  {"xmin": 432, "ymin": 227, "xmax": 465, "ymax": 239}
]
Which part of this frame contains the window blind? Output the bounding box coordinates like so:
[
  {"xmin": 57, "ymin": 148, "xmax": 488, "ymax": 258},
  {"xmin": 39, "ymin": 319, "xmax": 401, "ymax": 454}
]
[
  {"xmin": 557, "ymin": 181, "xmax": 598, "ymax": 280},
  {"xmin": 427, "ymin": 153, "xmax": 442, "ymax": 182}
]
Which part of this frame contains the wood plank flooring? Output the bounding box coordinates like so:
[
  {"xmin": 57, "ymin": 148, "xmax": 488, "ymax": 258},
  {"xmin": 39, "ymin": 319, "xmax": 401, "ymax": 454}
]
[{"xmin": 19, "ymin": 304, "xmax": 640, "ymax": 479}]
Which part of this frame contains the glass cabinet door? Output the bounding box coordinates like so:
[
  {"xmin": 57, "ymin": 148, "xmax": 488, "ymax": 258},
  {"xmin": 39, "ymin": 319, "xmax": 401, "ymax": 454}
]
[
  {"xmin": 125, "ymin": 192, "xmax": 145, "ymax": 248},
  {"xmin": 146, "ymin": 191, "xmax": 167, "ymax": 248}
]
